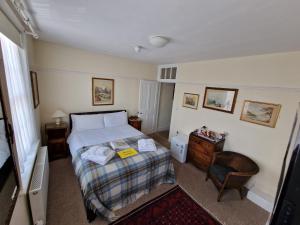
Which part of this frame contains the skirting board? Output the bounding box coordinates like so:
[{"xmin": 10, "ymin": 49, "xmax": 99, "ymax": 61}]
[
  {"xmin": 247, "ymin": 190, "xmax": 274, "ymax": 213},
  {"xmin": 156, "ymin": 126, "xmax": 170, "ymax": 132}
]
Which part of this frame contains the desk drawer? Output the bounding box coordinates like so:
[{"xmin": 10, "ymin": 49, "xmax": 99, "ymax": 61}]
[
  {"xmin": 189, "ymin": 143, "xmax": 212, "ymax": 157},
  {"xmin": 190, "ymin": 137, "xmax": 214, "ymax": 150}
]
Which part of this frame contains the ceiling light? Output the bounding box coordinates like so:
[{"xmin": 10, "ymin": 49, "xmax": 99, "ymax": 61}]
[
  {"xmin": 134, "ymin": 45, "xmax": 142, "ymax": 53},
  {"xmin": 149, "ymin": 35, "xmax": 169, "ymax": 48}
]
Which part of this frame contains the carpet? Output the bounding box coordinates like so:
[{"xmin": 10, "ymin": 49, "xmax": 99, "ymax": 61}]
[{"xmin": 110, "ymin": 185, "xmax": 222, "ymax": 225}]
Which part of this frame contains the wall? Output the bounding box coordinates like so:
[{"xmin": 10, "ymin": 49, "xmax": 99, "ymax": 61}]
[
  {"xmin": 0, "ymin": 10, "xmax": 20, "ymax": 46},
  {"xmin": 170, "ymin": 52, "xmax": 300, "ymax": 206},
  {"xmin": 157, "ymin": 83, "xmax": 174, "ymax": 131},
  {"xmin": 34, "ymin": 40, "xmax": 157, "ymax": 127}
]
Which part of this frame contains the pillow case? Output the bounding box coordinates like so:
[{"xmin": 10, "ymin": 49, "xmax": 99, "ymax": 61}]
[
  {"xmin": 104, "ymin": 111, "xmax": 128, "ymax": 128},
  {"xmin": 71, "ymin": 114, "xmax": 105, "ymax": 132}
]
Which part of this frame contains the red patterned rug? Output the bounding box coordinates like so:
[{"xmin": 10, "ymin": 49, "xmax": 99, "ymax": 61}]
[{"xmin": 110, "ymin": 185, "xmax": 222, "ymax": 225}]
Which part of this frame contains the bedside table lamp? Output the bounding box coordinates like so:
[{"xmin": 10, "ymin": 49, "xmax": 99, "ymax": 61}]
[{"xmin": 52, "ymin": 110, "xmax": 67, "ymax": 125}]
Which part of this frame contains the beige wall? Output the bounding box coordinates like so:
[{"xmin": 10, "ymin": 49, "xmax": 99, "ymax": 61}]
[
  {"xmin": 24, "ymin": 35, "xmax": 41, "ymax": 139},
  {"xmin": 170, "ymin": 52, "xmax": 300, "ymax": 202},
  {"xmin": 0, "ymin": 10, "xmax": 20, "ymax": 46},
  {"xmin": 34, "ymin": 41, "xmax": 156, "ymax": 128},
  {"xmin": 157, "ymin": 83, "xmax": 174, "ymax": 131}
]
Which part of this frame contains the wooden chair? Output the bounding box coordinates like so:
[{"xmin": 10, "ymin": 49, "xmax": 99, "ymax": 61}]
[{"xmin": 206, "ymin": 151, "xmax": 259, "ymax": 202}]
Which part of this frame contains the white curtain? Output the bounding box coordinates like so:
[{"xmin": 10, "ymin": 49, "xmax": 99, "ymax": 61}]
[{"xmin": 0, "ymin": 33, "xmax": 38, "ymax": 174}]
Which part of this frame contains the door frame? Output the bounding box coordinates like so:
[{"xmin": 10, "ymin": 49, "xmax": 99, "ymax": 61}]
[
  {"xmin": 154, "ymin": 81, "xmax": 175, "ymax": 138},
  {"xmin": 138, "ymin": 80, "xmax": 161, "ymax": 134}
]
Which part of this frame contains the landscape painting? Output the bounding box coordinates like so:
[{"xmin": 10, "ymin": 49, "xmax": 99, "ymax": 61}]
[
  {"xmin": 182, "ymin": 93, "xmax": 199, "ymax": 109},
  {"xmin": 203, "ymin": 87, "xmax": 238, "ymax": 113},
  {"xmin": 30, "ymin": 71, "xmax": 40, "ymax": 108},
  {"xmin": 92, "ymin": 78, "xmax": 114, "ymax": 105},
  {"xmin": 240, "ymin": 100, "xmax": 281, "ymax": 128}
]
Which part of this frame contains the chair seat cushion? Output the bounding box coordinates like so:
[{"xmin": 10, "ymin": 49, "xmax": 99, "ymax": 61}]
[{"xmin": 209, "ymin": 164, "xmax": 237, "ymax": 183}]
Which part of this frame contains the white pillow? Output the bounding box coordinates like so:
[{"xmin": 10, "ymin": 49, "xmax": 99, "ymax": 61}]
[
  {"xmin": 104, "ymin": 111, "xmax": 128, "ymax": 128},
  {"xmin": 71, "ymin": 114, "xmax": 105, "ymax": 132}
]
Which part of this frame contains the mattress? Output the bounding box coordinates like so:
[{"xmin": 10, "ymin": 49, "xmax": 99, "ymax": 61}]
[{"xmin": 67, "ymin": 124, "xmax": 143, "ymax": 157}]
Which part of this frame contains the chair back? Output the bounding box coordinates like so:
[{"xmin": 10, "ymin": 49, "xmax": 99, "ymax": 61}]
[{"xmin": 217, "ymin": 151, "xmax": 259, "ymax": 175}]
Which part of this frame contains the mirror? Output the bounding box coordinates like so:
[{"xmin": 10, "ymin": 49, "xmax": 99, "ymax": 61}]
[{"xmin": 0, "ymin": 90, "xmax": 18, "ymax": 225}]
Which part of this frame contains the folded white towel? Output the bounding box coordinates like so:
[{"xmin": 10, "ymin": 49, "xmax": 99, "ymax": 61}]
[
  {"xmin": 81, "ymin": 146, "xmax": 115, "ymax": 165},
  {"xmin": 138, "ymin": 139, "xmax": 157, "ymax": 152}
]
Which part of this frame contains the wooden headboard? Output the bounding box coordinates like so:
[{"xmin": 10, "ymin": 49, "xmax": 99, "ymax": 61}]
[{"xmin": 69, "ymin": 110, "xmax": 126, "ymax": 131}]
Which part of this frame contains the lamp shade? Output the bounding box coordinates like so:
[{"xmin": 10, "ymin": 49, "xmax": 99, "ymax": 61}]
[
  {"xmin": 149, "ymin": 35, "xmax": 169, "ymax": 48},
  {"xmin": 52, "ymin": 110, "xmax": 67, "ymax": 119}
]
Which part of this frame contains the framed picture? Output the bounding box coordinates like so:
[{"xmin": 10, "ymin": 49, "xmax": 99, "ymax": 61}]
[
  {"xmin": 30, "ymin": 71, "xmax": 39, "ymax": 108},
  {"xmin": 240, "ymin": 100, "xmax": 281, "ymax": 128},
  {"xmin": 203, "ymin": 87, "xmax": 238, "ymax": 113},
  {"xmin": 92, "ymin": 78, "xmax": 114, "ymax": 105},
  {"xmin": 182, "ymin": 93, "xmax": 199, "ymax": 109}
]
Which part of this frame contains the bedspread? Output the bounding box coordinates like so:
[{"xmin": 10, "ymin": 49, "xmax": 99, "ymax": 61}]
[{"xmin": 72, "ymin": 134, "xmax": 175, "ymax": 220}]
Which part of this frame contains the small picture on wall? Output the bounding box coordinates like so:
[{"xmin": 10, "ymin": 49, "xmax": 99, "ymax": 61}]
[
  {"xmin": 203, "ymin": 87, "xmax": 238, "ymax": 113},
  {"xmin": 182, "ymin": 93, "xmax": 199, "ymax": 109},
  {"xmin": 92, "ymin": 78, "xmax": 114, "ymax": 105},
  {"xmin": 30, "ymin": 71, "xmax": 39, "ymax": 108},
  {"xmin": 240, "ymin": 100, "xmax": 281, "ymax": 128}
]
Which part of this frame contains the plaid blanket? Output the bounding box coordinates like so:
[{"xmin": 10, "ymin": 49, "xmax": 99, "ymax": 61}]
[{"xmin": 72, "ymin": 134, "xmax": 175, "ymax": 220}]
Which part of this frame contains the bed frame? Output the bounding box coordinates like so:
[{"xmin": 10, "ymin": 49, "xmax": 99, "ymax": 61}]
[
  {"xmin": 69, "ymin": 109, "xmax": 126, "ymax": 131},
  {"xmin": 68, "ymin": 109, "xmax": 126, "ymax": 222}
]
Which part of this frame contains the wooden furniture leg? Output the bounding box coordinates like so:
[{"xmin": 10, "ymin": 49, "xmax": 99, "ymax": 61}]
[
  {"xmin": 238, "ymin": 187, "xmax": 243, "ymax": 200},
  {"xmin": 217, "ymin": 185, "xmax": 225, "ymax": 202}
]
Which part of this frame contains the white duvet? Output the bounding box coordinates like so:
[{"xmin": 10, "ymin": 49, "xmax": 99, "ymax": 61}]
[{"xmin": 67, "ymin": 125, "xmax": 143, "ymax": 157}]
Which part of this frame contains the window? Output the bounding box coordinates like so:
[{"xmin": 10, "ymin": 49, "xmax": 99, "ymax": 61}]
[{"xmin": 0, "ymin": 33, "xmax": 38, "ymax": 183}]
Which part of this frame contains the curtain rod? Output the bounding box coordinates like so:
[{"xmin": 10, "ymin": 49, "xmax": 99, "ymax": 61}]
[{"xmin": 6, "ymin": 0, "xmax": 39, "ymax": 39}]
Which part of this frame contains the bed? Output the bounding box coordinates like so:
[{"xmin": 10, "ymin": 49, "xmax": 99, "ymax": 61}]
[{"xmin": 67, "ymin": 110, "xmax": 175, "ymax": 222}]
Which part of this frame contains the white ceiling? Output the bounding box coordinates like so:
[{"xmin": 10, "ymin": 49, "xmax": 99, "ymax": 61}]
[{"xmin": 26, "ymin": 0, "xmax": 300, "ymax": 64}]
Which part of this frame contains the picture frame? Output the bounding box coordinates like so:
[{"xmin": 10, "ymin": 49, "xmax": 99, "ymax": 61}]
[
  {"xmin": 92, "ymin": 77, "xmax": 114, "ymax": 105},
  {"xmin": 182, "ymin": 93, "xmax": 199, "ymax": 109},
  {"xmin": 203, "ymin": 87, "xmax": 238, "ymax": 114},
  {"xmin": 30, "ymin": 71, "xmax": 40, "ymax": 108},
  {"xmin": 240, "ymin": 100, "xmax": 281, "ymax": 128}
]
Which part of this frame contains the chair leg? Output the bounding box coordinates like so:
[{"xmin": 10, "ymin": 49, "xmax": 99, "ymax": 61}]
[
  {"xmin": 238, "ymin": 187, "xmax": 243, "ymax": 200},
  {"xmin": 205, "ymin": 173, "xmax": 209, "ymax": 181},
  {"xmin": 217, "ymin": 187, "xmax": 225, "ymax": 202}
]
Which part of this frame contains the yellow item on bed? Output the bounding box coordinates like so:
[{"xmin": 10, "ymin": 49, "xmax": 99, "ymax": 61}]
[{"xmin": 117, "ymin": 148, "xmax": 138, "ymax": 159}]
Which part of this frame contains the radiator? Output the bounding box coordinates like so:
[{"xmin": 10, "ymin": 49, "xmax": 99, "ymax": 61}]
[{"xmin": 29, "ymin": 146, "xmax": 49, "ymax": 225}]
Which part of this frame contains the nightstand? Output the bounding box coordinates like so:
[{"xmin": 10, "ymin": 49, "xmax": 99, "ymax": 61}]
[
  {"xmin": 128, "ymin": 116, "xmax": 142, "ymax": 131},
  {"xmin": 45, "ymin": 122, "xmax": 68, "ymax": 161}
]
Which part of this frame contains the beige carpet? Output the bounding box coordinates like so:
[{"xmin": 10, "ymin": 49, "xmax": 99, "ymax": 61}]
[
  {"xmin": 148, "ymin": 130, "xmax": 170, "ymax": 148},
  {"xmin": 47, "ymin": 157, "xmax": 269, "ymax": 225}
]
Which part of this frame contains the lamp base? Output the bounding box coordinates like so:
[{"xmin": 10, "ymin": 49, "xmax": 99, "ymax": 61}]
[{"xmin": 55, "ymin": 118, "xmax": 61, "ymax": 126}]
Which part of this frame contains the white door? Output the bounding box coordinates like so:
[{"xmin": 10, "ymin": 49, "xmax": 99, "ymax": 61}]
[{"xmin": 138, "ymin": 80, "xmax": 160, "ymax": 134}]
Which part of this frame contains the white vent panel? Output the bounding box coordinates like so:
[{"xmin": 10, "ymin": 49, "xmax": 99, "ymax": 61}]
[{"xmin": 158, "ymin": 64, "xmax": 177, "ymax": 83}]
